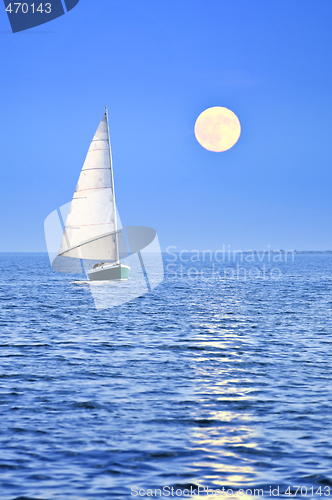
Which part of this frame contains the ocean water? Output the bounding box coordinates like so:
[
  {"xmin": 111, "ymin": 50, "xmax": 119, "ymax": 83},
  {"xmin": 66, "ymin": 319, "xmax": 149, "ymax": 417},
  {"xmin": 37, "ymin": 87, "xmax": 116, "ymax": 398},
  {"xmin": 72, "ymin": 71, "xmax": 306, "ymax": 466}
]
[{"xmin": 1, "ymin": 252, "xmax": 332, "ymax": 499}]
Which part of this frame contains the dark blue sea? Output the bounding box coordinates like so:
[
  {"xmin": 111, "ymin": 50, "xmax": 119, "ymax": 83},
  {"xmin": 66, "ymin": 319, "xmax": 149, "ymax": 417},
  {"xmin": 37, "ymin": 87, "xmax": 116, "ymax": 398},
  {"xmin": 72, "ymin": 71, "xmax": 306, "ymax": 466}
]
[{"xmin": 1, "ymin": 252, "xmax": 332, "ymax": 500}]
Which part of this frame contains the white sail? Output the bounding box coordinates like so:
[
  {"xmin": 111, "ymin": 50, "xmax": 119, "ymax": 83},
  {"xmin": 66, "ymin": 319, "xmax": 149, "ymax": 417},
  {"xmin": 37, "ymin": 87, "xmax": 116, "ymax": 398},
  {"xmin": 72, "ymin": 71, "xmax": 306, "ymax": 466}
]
[{"xmin": 59, "ymin": 111, "xmax": 119, "ymax": 261}]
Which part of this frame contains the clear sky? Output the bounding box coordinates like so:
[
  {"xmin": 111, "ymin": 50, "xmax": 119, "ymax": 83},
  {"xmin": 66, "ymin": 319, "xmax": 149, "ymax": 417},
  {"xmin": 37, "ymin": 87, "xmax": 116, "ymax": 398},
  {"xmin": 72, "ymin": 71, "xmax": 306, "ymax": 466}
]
[{"xmin": 1, "ymin": 1, "xmax": 332, "ymax": 251}]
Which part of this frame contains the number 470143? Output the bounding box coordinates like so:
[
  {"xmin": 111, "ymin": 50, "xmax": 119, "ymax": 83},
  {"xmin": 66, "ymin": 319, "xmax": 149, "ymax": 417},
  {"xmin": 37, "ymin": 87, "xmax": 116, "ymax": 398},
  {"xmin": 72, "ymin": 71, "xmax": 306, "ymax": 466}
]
[
  {"xmin": 285, "ymin": 486, "xmax": 331, "ymax": 496},
  {"xmin": 6, "ymin": 3, "xmax": 52, "ymax": 13}
]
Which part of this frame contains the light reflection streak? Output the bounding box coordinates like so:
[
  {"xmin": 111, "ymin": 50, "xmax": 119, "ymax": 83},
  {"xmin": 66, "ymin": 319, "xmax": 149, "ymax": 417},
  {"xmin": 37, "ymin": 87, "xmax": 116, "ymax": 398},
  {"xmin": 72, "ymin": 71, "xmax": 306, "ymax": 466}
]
[{"xmin": 189, "ymin": 301, "xmax": 261, "ymax": 490}]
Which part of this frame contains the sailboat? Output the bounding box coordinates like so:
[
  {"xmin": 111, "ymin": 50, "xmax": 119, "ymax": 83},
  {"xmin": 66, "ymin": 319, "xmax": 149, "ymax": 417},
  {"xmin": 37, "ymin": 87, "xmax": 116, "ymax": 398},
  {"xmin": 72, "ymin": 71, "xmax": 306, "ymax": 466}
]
[{"xmin": 58, "ymin": 107, "xmax": 130, "ymax": 281}]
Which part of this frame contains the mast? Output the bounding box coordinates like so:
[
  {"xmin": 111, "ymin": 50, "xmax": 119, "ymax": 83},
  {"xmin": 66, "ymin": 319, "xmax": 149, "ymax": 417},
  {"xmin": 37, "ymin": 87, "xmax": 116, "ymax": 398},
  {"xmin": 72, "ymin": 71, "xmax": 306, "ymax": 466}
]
[{"xmin": 105, "ymin": 106, "xmax": 119, "ymax": 263}]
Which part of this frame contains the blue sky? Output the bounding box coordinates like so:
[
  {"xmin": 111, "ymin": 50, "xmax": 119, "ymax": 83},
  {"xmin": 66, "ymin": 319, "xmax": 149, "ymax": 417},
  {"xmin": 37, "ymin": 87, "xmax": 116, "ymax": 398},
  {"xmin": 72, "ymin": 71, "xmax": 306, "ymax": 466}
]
[{"xmin": 1, "ymin": 0, "xmax": 332, "ymax": 251}]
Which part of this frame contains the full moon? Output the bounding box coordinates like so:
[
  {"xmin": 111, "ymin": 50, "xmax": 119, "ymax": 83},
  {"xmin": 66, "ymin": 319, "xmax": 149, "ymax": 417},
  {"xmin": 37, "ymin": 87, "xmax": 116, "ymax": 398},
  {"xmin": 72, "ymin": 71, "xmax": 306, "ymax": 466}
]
[{"xmin": 194, "ymin": 106, "xmax": 241, "ymax": 152}]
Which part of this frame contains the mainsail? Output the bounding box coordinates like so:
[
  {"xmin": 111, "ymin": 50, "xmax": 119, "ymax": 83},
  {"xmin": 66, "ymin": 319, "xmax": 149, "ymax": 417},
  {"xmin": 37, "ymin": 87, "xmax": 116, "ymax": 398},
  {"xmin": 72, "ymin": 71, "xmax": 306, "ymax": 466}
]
[{"xmin": 58, "ymin": 109, "xmax": 119, "ymax": 261}]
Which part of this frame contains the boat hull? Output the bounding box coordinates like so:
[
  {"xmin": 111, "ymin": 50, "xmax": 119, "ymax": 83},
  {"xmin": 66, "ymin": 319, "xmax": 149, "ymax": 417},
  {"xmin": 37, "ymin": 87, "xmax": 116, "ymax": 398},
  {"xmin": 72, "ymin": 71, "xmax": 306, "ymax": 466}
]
[{"xmin": 87, "ymin": 263, "xmax": 130, "ymax": 281}]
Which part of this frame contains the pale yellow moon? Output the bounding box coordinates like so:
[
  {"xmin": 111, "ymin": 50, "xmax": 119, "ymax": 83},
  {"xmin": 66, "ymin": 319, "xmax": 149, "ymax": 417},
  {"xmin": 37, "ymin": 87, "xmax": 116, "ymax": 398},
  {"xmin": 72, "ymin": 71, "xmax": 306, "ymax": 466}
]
[{"xmin": 194, "ymin": 106, "xmax": 241, "ymax": 152}]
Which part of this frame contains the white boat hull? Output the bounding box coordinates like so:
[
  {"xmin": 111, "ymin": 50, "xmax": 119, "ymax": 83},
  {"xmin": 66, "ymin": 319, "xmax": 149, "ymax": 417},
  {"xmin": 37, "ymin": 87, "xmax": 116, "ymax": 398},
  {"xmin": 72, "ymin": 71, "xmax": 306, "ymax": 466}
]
[{"xmin": 87, "ymin": 263, "xmax": 130, "ymax": 281}]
